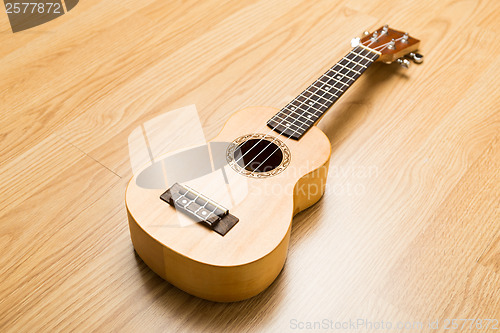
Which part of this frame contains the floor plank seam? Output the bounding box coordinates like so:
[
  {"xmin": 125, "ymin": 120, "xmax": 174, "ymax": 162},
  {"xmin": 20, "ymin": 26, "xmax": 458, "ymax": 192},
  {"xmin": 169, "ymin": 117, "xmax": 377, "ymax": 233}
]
[{"xmin": 55, "ymin": 134, "xmax": 122, "ymax": 179}]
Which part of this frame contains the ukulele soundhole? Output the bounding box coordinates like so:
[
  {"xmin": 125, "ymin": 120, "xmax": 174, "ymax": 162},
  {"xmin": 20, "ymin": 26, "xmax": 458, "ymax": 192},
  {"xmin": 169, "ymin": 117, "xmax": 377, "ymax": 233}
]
[
  {"xmin": 226, "ymin": 134, "xmax": 291, "ymax": 178},
  {"xmin": 235, "ymin": 139, "xmax": 283, "ymax": 172}
]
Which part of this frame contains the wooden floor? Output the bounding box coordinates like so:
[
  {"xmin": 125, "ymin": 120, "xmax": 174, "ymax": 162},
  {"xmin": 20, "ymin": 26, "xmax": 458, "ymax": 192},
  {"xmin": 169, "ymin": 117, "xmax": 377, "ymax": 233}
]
[{"xmin": 1, "ymin": 0, "xmax": 499, "ymax": 332}]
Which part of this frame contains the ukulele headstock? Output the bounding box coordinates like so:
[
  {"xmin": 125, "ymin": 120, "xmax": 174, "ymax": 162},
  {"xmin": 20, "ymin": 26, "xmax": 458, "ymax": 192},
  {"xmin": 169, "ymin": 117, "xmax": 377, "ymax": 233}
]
[{"xmin": 352, "ymin": 25, "xmax": 423, "ymax": 67}]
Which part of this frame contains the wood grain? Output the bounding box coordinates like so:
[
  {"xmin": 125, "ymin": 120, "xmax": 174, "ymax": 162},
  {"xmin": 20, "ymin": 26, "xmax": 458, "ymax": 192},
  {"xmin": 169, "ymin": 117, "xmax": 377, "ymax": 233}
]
[{"xmin": 0, "ymin": 0, "xmax": 498, "ymax": 331}]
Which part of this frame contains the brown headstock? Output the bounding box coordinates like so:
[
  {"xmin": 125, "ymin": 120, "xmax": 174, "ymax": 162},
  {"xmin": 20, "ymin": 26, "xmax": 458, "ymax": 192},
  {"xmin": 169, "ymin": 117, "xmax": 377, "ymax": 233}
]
[{"xmin": 353, "ymin": 25, "xmax": 422, "ymax": 65}]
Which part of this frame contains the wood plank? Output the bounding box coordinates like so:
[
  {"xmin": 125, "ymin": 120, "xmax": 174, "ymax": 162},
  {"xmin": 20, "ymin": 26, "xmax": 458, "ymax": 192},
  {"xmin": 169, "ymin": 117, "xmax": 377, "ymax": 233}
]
[
  {"xmin": 377, "ymin": 132, "xmax": 499, "ymax": 319},
  {"xmin": 0, "ymin": 135, "xmax": 121, "ymax": 329}
]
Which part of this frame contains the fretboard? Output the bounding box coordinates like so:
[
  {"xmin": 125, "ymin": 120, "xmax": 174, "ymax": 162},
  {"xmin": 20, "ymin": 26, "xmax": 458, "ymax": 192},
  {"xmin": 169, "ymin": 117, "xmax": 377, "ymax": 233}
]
[{"xmin": 267, "ymin": 45, "xmax": 380, "ymax": 140}]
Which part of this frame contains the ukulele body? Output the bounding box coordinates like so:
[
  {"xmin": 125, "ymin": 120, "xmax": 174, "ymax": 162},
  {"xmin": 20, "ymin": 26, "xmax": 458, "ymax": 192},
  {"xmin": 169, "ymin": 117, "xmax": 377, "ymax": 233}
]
[{"xmin": 126, "ymin": 106, "xmax": 331, "ymax": 302}]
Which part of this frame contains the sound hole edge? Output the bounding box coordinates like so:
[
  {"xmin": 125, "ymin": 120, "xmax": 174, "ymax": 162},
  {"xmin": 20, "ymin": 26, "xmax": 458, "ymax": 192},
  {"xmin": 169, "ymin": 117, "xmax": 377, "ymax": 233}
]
[{"xmin": 226, "ymin": 134, "xmax": 291, "ymax": 178}]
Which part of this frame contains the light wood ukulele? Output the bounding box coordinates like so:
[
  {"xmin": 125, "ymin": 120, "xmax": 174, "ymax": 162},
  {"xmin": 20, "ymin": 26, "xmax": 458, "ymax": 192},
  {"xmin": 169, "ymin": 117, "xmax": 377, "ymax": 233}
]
[{"xmin": 126, "ymin": 26, "xmax": 422, "ymax": 302}]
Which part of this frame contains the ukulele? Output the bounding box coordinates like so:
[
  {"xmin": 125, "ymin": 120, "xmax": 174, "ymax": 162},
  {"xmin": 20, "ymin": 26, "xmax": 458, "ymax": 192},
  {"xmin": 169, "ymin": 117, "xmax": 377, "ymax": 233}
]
[{"xmin": 126, "ymin": 26, "xmax": 422, "ymax": 302}]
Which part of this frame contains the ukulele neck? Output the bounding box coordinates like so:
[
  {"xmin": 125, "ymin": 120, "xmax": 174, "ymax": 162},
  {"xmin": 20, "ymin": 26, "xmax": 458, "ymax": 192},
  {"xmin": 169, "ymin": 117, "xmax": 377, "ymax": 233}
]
[{"xmin": 267, "ymin": 45, "xmax": 380, "ymax": 140}]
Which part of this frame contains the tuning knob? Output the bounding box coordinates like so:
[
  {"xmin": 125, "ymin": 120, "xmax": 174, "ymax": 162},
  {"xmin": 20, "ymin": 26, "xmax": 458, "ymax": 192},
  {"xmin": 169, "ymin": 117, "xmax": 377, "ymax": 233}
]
[
  {"xmin": 351, "ymin": 37, "xmax": 361, "ymax": 47},
  {"xmin": 401, "ymin": 32, "xmax": 409, "ymax": 43},
  {"xmin": 388, "ymin": 39, "xmax": 396, "ymax": 50},
  {"xmin": 397, "ymin": 58, "xmax": 411, "ymax": 69},
  {"xmin": 409, "ymin": 52, "xmax": 424, "ymax": 64}
]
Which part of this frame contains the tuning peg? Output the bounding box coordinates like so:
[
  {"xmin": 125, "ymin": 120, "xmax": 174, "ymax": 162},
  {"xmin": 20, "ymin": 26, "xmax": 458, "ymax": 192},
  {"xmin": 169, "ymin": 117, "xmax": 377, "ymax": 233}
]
[
  {"xmin": 397, "ymin": 58, "xmax": 411, "ymax": 69},
  {"xmin": 388, "ymin": 39, "xmax": 396, "ymax": 50},
  {"xmin": 361, "ymin": 30, "xmax": 370, "ymax": 37},
  {"xmin": 409, "ymin": 52, "xmax": 424, "ymax": 64},
  {"xmin": 382, "ymin": 24, "xmax": 389, "ymax": 34},
  {"xmin": 350, "ymin": 37, "xmax": 361, "ymax": 47},
  {"xmin": 401, "ymin": 32, "xmax": 409, "ymax": 43}
]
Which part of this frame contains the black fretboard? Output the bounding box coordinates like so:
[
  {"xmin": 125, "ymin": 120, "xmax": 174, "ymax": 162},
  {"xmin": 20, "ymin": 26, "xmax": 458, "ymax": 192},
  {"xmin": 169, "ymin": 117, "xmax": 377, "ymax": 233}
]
[{"xmin": 267, "ymin": 46, "xmax": 380, "ymax": 140}]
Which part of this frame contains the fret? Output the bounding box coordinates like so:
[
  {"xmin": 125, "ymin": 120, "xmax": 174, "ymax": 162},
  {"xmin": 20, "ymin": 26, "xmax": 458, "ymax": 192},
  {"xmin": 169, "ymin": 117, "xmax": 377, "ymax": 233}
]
[
  {"xmin": 319, "ymin": 69, "xmax": 355, "ymax": 91},
  {"xmin": 267, "ymin": 46, "xmax": 379, "ymax": 140},
  {"xmin": 324, "ymin": 72, "xmax": 357, "ymax": 92},
  {"xmin": 356, "ymin": 46, "xmax": 379, "ymax": 59},
  {"xmin": 335, "ymin": 61, "xmax": 362, "ymax": 76},
  {"xmin": 320, "ymin": 79, "xmax": 346, "ymax": 94},
  {"xmin": 306, "ymin": 99, "xmax": 329, "ymax": 110},
  {"xmin": 347, "ymin": 47, "xmax": 372, "ymax": 61},
  {"xmin": 319, "ymin": 71, "xmax": 355, "ymax": 85},
  {"xmin": 268, "ymin": 117, "xmax": 307, "ymax": 132},
  {"xmin": 305, "ymin": 91, "xmax": 333, "ymax": 106},
  {"xmin": 285, "ymin": 105, "xmax": 322, "ymax": 119},
  {"xmin": 344, "ymin": 49, "xmax": 372, "ymax": 62},
  {"xmin": 287, "ymin": 109, "xmax": 321, "ymax": 124},
  {"xmin": 275, "ymin": 105, "xmax": 321, "ymax": 122},
  {"xmin": 340, "ymin": 55, "xmax": 368, "ymax": 69},
  {"xmin": 326, "ymin": 70, "xmax": 355, "ymax": 82},
  {"xmin": 342, "ymin": 56, "xmax": 368, "ymax": 69},
  {"xmin": 272, "ymin": 110, "xmax": 316, "ymax": 126},
  {"xmin": 314, "ymin": 77, "xmax": 345, "ymax": 95},
  {"xmin": 350, "ymin": 46, "xmax": 376, "ymax": 61},
  {"xmin": 309, "ymin": 85, "xmax": 338, "ymax": 100},
  {"xmin": 314, "ymin": 81, "xmax": 345, "ymax": 102},
  {"xmin": 314, "ymin": 77, "xmax": 344, "ymax": 90},
  {"xmin": 330, "ymin": 66, "xmax": 361, "ymax": 81},
  {"xmin": 283, "ymin": 108, "xmax": 322, "ymax": 124},
  {"xmin": 348, "ymin": 51, "xmax": 378, "ymax": 69},
  {"xmin": 286, "ymin": 105, "xmax": 316, "ymax": 116},
  {"xmin": 323, "ymin": 72, "xmax": 350, "ymax": 88},
  {"xmin": 345, "ymin": 55, "xmax": 371, "ymax": 69},
  {"xmin": 269, "ymin": 120, "xmax": 303, "ymax": 132},
  {"xmin": 298, "ymin": 92, "xmax": 331, "ymax": 109},
  {"xmin": 291, "ymin": 98, "xmax": 327, "ymax": 114},
  {"xmin": 269, "ymin": 120, "xmax": 312, "ymax": 135},
  {"xmin": 352, "ymin": 50, "xmax": 375, "ymax": 62}
]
